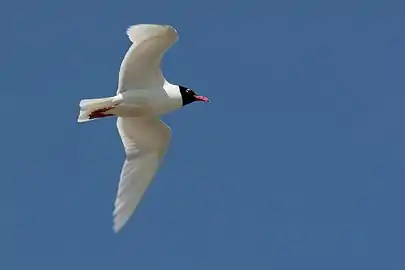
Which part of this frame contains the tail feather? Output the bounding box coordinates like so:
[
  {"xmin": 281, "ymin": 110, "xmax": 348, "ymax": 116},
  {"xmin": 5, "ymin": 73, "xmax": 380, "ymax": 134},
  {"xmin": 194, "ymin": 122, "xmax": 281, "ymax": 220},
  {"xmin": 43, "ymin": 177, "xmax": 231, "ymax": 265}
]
[{"xmin": 77, "ymin": 96, "xmax": 116, "ymax": 122}]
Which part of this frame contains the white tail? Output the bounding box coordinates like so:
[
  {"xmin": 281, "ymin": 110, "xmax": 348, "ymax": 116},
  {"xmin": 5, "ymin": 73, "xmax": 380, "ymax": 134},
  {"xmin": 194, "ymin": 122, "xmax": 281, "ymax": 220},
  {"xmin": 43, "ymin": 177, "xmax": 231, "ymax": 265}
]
[{"xmin": 77, "ymin": 97, "xmax": 116, "ymax": 122}]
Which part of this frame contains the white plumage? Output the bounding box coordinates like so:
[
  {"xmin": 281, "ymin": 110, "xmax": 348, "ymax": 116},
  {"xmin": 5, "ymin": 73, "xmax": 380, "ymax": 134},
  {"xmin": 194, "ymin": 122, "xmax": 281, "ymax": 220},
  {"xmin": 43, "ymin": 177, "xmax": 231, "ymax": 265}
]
[
  {"xmin": 113, "ymin": 116, "xmax": 171, "ymax": 232},
  {"xmin": 77, "ymin": 24, "xmax": 208, "ymax": 233}
]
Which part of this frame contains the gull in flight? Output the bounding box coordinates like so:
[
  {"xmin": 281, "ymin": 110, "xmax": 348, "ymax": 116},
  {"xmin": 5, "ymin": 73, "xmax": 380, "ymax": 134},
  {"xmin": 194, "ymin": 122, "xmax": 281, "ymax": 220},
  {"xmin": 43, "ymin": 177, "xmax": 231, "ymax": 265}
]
[{"xmin": 77, "ymin": 24, "xmax": 209, "ymax": 233}]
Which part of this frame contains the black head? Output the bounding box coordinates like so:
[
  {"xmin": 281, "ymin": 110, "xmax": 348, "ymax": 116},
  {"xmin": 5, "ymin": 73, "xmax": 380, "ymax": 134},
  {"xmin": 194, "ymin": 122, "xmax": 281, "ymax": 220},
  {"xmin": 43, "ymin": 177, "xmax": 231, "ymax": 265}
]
[{"xmin": 179, "ymin": 85, "xmax": 209, "ymax": 106}]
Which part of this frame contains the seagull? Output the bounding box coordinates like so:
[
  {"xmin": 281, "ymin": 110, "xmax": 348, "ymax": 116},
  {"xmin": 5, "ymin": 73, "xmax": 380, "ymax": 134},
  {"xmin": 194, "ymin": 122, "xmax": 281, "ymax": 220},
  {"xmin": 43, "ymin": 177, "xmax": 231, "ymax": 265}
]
[{"xmin": 77, "ymin": 24, "xmax": 209, "ymax": 233}]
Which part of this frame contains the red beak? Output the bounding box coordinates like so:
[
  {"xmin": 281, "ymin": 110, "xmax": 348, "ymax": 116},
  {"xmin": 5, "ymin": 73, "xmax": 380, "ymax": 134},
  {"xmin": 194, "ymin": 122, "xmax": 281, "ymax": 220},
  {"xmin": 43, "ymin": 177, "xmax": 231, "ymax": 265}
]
[{"xmin": 194, "ymin": 95, "xmax": 210, "ymax": 102}]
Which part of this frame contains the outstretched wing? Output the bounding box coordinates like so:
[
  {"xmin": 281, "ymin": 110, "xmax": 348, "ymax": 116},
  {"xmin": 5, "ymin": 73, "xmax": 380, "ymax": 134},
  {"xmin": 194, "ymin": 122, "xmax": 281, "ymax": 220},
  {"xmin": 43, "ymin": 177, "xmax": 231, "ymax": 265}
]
[
  {"xmin": 113, "ymin": 116, "xmax": 171, "ymax": 232},
  {"xmin": 117, "ymin": 24, "xmax": 178, "ymax": 92}
]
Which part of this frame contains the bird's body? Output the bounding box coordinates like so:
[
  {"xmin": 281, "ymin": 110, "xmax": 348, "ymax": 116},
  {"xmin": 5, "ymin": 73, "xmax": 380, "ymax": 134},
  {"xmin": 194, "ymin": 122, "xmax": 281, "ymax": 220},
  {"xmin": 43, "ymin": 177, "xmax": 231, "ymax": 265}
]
[
  {"xmin": 78, "ymin": 82, "xmax": 182, "ymax": 120},
  {"xmin": 77, "ymin": 24, "xmax": 208, "ymax": 232}
]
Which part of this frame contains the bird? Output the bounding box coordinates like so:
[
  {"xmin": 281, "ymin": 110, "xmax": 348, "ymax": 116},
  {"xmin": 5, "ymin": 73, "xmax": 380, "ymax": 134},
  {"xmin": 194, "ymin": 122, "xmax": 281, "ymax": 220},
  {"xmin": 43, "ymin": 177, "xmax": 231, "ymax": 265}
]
[{"xmin": 77, "ymin": 24, "xmax": 209, "ymax": 233}]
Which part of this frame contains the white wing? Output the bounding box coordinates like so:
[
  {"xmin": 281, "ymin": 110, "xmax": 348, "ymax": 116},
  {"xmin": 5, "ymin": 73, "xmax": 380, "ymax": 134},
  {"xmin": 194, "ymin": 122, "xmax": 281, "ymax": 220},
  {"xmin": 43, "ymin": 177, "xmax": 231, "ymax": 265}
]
[
  {"xmin": 113, "ymin": 116, "xmax": 171, "ymax": 232},
  {"xmin": 117, "ymin": 24, "xmax": 178, "ymax": 92}
]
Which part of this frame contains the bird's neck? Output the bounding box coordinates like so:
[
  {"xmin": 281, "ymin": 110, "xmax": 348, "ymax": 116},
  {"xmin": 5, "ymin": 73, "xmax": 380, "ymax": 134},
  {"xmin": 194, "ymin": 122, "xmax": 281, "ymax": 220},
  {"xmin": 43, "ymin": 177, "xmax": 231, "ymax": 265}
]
[{"xmin": 161, "ymin": 82, "xmax": 183, "ymax": 114}]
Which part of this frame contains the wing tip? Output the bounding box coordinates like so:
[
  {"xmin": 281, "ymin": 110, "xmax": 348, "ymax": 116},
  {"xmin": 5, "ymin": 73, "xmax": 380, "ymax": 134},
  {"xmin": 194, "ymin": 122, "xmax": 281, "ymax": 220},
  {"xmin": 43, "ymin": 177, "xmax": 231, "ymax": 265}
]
[
  {"xmin": 112, "ymin": 208, "xmax": 131, "ymax": 233},
  {"xmin": 113, "ymin": 224, "xmax": 121, "ymax": 233},
  {"xmin": 125, "ymin": 24, "xmax": 178, "ymax": 43},
  {"xmin": 113, "ymin": 217, "xmax": 125, "ymax": 233}
]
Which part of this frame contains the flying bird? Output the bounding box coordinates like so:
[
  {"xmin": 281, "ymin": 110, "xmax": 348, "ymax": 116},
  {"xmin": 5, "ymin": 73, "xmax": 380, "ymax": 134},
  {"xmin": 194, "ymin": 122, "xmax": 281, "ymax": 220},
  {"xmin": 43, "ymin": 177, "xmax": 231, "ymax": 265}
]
[{"xmin": 77, "ymin": 24, "xmax": 209, "ymax": 233}]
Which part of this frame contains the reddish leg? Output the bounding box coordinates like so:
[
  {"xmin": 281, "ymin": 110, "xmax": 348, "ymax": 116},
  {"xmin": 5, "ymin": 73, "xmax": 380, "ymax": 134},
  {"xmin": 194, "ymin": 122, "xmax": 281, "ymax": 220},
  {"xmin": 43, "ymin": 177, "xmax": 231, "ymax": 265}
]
[{"xmin": 88, "ymin": 106, "xmax": 116, "ymax": 120}]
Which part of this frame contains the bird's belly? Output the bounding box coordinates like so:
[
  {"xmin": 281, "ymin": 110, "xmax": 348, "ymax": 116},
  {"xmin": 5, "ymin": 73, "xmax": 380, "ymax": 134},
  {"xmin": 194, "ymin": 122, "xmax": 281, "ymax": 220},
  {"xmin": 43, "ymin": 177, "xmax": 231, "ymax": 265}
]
[
  {"xmin": 119, "ymin": 90, "xmax": 179, "ymax": 116},
  {"xmin": 150, "ymin": 102, "xmax": 177, "ymax": 115},
  {"xmin": 108, "ymin": 104, "xmax": 147, "ymax": 117}
]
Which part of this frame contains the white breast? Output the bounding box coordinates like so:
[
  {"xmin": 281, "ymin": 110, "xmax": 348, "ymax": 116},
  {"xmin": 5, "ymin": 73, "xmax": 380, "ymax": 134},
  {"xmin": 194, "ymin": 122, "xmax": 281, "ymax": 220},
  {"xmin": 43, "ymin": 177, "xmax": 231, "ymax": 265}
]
[{"xmin": 117, "ymin": 82, "xmax": 182, "ymax": 116}]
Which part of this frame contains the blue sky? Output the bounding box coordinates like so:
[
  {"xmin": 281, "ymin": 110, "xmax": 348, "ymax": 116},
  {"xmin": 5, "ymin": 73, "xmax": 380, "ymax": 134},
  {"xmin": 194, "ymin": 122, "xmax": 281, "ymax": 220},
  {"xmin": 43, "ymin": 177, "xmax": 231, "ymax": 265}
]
[{"xmin": 1, "ymin": 0, "xmax": 404, "ymax": 269}]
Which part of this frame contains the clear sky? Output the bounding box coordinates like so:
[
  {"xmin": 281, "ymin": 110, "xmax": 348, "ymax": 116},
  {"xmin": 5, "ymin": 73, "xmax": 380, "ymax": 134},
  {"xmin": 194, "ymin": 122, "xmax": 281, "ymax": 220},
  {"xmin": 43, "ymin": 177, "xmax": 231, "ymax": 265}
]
[{"xmin": 1, "ymin": 0, "xmax": 404, "ymax": 269}]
